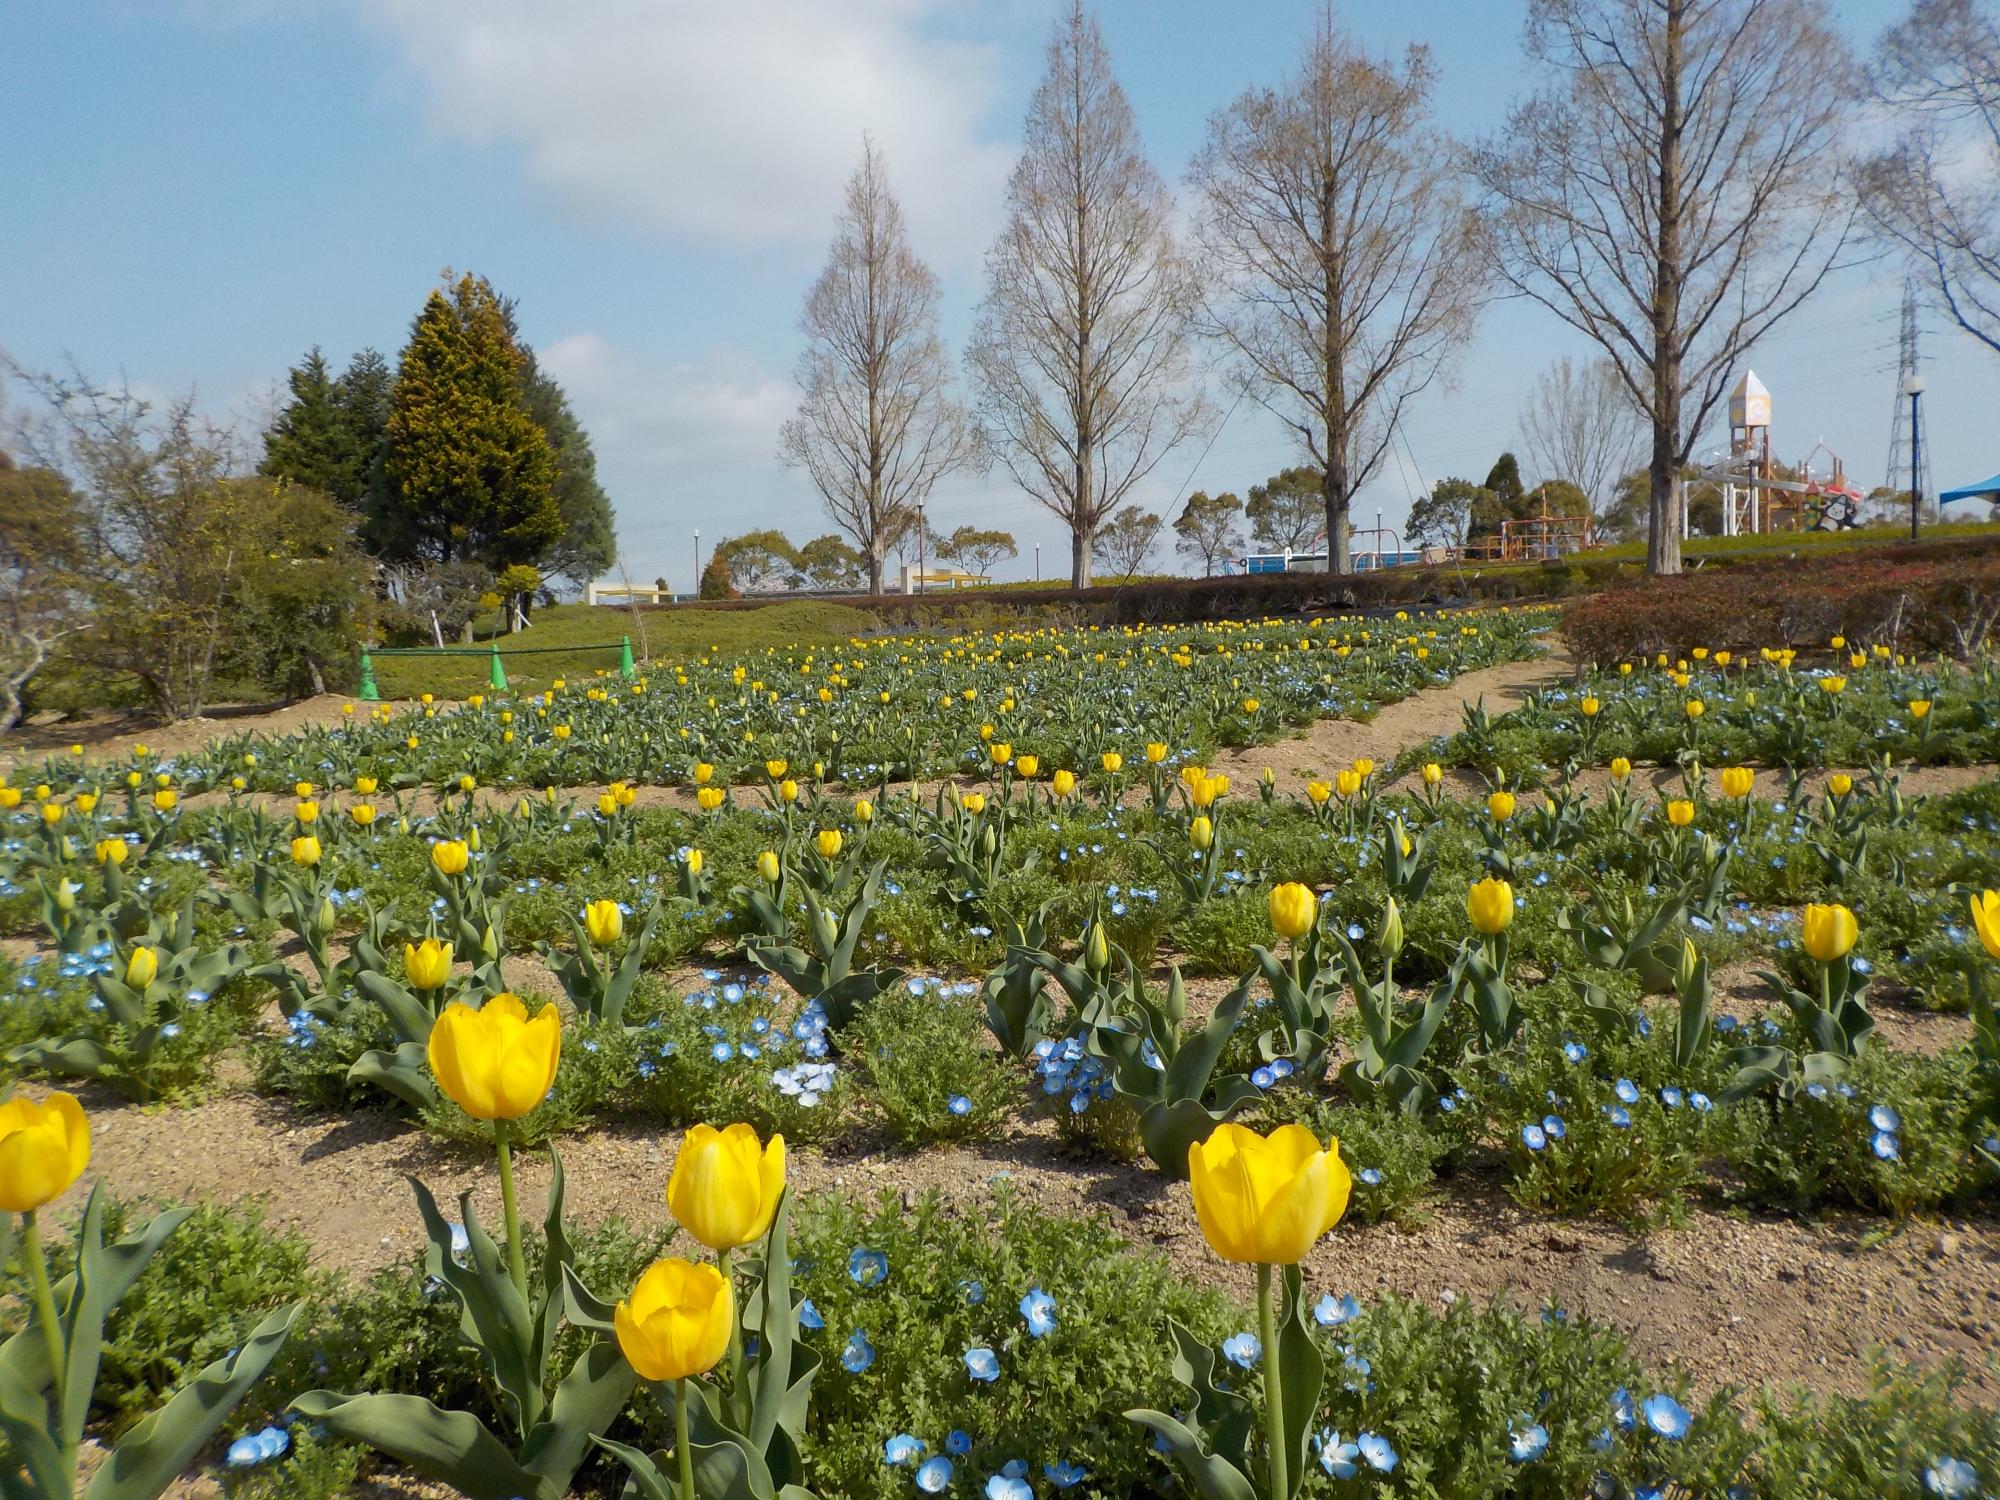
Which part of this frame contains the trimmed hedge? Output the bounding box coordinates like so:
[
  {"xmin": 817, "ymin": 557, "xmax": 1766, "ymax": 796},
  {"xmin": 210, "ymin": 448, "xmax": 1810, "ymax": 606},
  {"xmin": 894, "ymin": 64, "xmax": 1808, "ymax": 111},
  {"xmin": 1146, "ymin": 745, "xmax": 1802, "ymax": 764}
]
[{"xmin": 1561, "ymin": 536, "xmax": 2000, "ymax": 664}]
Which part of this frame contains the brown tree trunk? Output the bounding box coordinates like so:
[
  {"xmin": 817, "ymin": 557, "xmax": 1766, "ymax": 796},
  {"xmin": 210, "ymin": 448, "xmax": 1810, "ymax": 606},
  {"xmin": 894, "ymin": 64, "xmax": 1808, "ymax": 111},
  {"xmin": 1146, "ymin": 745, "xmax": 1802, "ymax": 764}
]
[{"xmin": 1647, "ymin": 0, "xmax": 1686, "ymax": 578}]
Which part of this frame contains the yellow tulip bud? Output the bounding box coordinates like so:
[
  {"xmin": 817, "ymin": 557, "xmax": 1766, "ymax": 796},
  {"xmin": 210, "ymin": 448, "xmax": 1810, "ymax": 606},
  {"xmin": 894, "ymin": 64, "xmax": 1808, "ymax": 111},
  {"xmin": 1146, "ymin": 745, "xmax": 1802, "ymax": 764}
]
[
  {"xmin": 1190, "ymin": 815, "xmax": 1214, "ymax": 851},
  {"xmin": 1828, "ymin": 773, "xmax": 1853, "ymax": 797},
  {"xmin": 404, "ymin": 938, "xmax": 453, "ymax": 991},
  {"xmin": 1800, "ymin": 903, "xmax": 1857, "ymax": 964},
  {"xmin": 1421, "ymin": 762, "xmax": 1443, "ymax": 787},
  {"xmin": 1968, "ymin": 890, "xmax": 2000, "ymax": 961},
  {"xmin": 1101, "ymin": 752, "xmax": 1123, "ymax": 774},
  {"xmin": 815, "ymin": 829, "xmax": 843, "ymax": 860},
  {"xmin": 1187, "ymin": 1123, "xmax": 1350, "ymax": 1265},
  {"xmin": 1720, "ymin": 766, "xmax": 1754, "ymax": 799},
  {"xmin": 1610, "ymin": 757, "xmax": 1632, "ymax": 780},
  {"xmin": 1580, "ymin": 696, "xmax": 1600, "ymax": 717},
  {"xmin": 1085, "ymin": 921, "xmax": 1110, "ymax": 972},
  {"xmin": 1015, "ymin": 755, "xmax": 1039, "ymax": 779},
  {"xmin": 757, "ymin": 850, "xmax": 781, "ymax": 883},
  {"xmin": 1268, "ymin": 882, "xmax": 1316, "ymax": 941},
  {"xmin": 614, "ymin": 1257, "xmax": 733, "ymax": 1383},
  {"xmin": 1051, "ymin": 770, "xmax": 1077, "ymax": 798},
  {"xmin": 685, "ymin": 849, "xmax": 704, "ymax": 876},
  {"xmin": 124, "ymin": 945, "xmax": 159, "ymax": 991},
  {"xmin": 1467, "ymin": 876, "xmax": 1515, "ymax": 935},
  {"xmin": 597, "ymin": 792, "xmax": 619, "ymax": 818},
  {"xmin": 1487, "ymin": 789, "xmax": 1517, "ymax": 822},
  {"xmin": 1380, "ymin": 895, "xmax": 1405, "ymax": 960},
  {"xmin": 585, "ymin": 899, "xmax": 624, "ymax": 947},
  {"xmin": 779, "ymin": 779, "xmax": 799, "ymax": 803},
  {"xmin": 1335, "ymin": 770, "xmax": 1362, "ymax": 800},
  {"xmin": 94, "ymin": 838, "xmax": 127, "ymax": 866},
  {"xmin": 694, "ymin": 762, "xmax": 715, "ymax": 785},
  {"xmin": 666, "ymin": 1122, "xmax": 787, "ymax": 1252},
  {"xmin": 291, "ymin": 834, "xmax": 322, "ymax": 866},
  {"xmin": 431, "ymin": 839, "xmax": 470, "ymax": 876},
  {"xmin": 426, "ymin": 994, "xmax": 562, "ymax": 1121},
  {"xmin": 1145, "ymin": 742, "xmax": 1169, "ymax": 763},
  {"xmin": 0, "ymin": 1091, "xmax": 91, "ymax": 1213},
  {"xmin": 990, "ymin": 742, "xmax": 1012, "ymax": 766},
  {"xmin": 854, "ymin": 798, "xmax": 874, "ymax": 823}
]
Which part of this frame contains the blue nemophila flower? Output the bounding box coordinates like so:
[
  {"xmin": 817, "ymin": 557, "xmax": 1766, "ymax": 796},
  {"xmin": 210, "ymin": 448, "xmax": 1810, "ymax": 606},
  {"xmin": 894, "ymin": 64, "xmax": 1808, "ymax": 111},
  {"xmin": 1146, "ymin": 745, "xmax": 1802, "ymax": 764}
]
[
  {"xmin": 1543, "ymin": 1115, "xmax": 1567, "ymax": 1141},
  {"xmin": 1563, "ymin": 1041, "xmax": 1589, "ymax": 1063},
  {"xmin": 1925, "ymin": 1457, "xmax": 1980, "ymax": 1496},
  {"xmin": 1509, "ymin": 1420, "xmax": 1550, "ymax": 1462},
  {"xmin": 885, "ymin": 1434, "xmax": 927, "ymax": 1466},
  {"xmin": 947, "ymin": 1430, "xmax": 973, "ymax": 1456},
  {"xmin": 849, "ymin": 1248, "xmax": 890, "ymax": 1287},
  {"xmin": 1221, "ymin": 1332, "xmax": 1261, "ymax": 1368},
  {"xmin": 226, "ymin": 1425, "xmax": 290, "ymax": 1467},
  {"xmin": 1316, "ymin": 1428, "xmax": 1362, "ymax": 1479},
  {"xmin": 1690, "ymin": 1091, "xmax": 1713, "ymax": 1112},
  {"xmin": 1020, "ymin": 1288, "xmax": 1057, "ymax": 1337},
  {"xmin": 1521, "ymin": 1123, "xmax": 1549, "ymax": 1151},
  {"xmin": 985, "ymin": 1475, "xmax": 1031, "ymax": 1500},
  {"xmin": 799, "ymin": 1298, "xmax": 825, "ymax": 1330},
  {"xmin": 1605, "ymin": 1104, "xmax": 1632, "ymax": 1128},
  {"xmin": 960, "ymin": 1278, "xmax": 986, "ymax": 1305},
  {"xmin": 915, "ymin": 1457, "xmax": 955, "ymax": 1494},
  {"xmin": 1358, "ymin": 1167, "xmax": 1383, "ymax": 1186},
  {"xmin": 1044, "ymin": 1459, "xmax": 1088, "ymax": 1488},
  {"xmin": 1252, "ymin": 1065, "xmax": 1277, "ymax": 1089},
  {"xmin": 1641, "ymin": 1392, "xmax": 1692, "ymax": 1440},
  {"xmin": 842, "ymin": 1330, "xmax": 875, "ymax": 1373},
  {"xmin": 1314, "ymin": 1293, "xmax": 1362, "ymax": 1327},
  {"xmin": 1612, "ymin": 1388, "xmax": 1637, "ymax": 1431},
  {"xmin": 1871, "ymin": 1130, "xmax": 1901, "ymax": 1161},
  {"xmin": 1613, "ymin": 1077, "xmax": 1640, "ymax": 1105},
  {"xmin": 964, "ymin": 1346, "xmax": 1000, "ymax": 1382},
  {"xmin": 1357, "ymin": 1432, "xmax": 1399, "ymax": 1473},
  {"xmin": 1659, "ymin": 1086, "xmax": 1684, "ymax": 1108},
  {"xmin": 948, "ymin": 1094, "xmax": 973, "ymax": 1116},
  {"xmin": 1869, "ymin": 1104, "xmax": 1902, "ymax": 1133}
]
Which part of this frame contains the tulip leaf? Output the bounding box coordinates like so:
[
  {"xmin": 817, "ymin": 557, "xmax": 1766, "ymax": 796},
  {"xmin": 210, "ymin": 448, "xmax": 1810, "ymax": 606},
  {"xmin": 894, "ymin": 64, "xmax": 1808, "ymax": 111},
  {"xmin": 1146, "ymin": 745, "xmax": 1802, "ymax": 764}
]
[
  {"xmin": 85, "ymin": 1304, "xmax": 297, "ymax": 1500},
  {"xmin": 291, "ymin": 1391, "xmax": 546, "ymax": 1500},
  {"xmin": 409, "ymin": 1175, "xmax": 540, "ymax": 1435},
  {"xmin": 1123, "ymin": 1409, "xmax": 1258, "ymax": 1500},
  {"xmin": 516, "ymin": 1338, "xmax": 637, "ymax": 1492},
  {"xmin": 559, "ymin": 1262, "xmax": 619, "ymax": 1335},
  {"xmin": 355, "ymin": 971, "xmax": 437, "ymax": 1047},
  {"xmin": 1162, "ymin": 973, "xmax": 1251, "ymax": 1102},
  {"xmin": 347, "ymin": 1043, "xmax": 440, "ymax": 1111},
  {"xmin": 64, "ymin": 1192, "xmax": 195, "ymax": 1455},
  {"xmin": 0, "ymin": 1365, "xmax": 70, "ymax": 1500},
  {"xmin": 590, "ymin": 1435, "xmax": 680, "ymax": 1500},
  {"xmin": 1276, "ymin": 1266, "xmax": 1324, "ymax": 1499},
  {"xmin": 533, "ymin": 1152, "xmax": 574, "ymax": 1385}
]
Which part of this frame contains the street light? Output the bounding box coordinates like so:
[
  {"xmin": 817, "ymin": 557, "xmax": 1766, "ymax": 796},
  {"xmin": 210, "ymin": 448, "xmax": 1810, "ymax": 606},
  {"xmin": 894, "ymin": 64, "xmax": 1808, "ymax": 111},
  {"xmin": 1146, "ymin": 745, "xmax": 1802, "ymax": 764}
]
[
  {"xmin": 693, "ymin": 529, "xmax": 701, "ymax": 595},
  {"xmin": 1034, "ymin": 541, "xmax": 1041, "ymax": 582},
  {"xmin": 1902, "ymin": 373, "xmax": 1928, "ymax": 542}
]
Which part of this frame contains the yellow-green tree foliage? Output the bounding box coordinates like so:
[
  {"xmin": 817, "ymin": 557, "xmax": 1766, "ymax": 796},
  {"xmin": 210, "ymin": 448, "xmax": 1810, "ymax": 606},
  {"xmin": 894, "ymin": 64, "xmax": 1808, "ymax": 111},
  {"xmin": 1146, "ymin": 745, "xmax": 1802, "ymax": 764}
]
[{"xmin": 374, "ymin": 272, "xmax": 560, "ymax": 570}]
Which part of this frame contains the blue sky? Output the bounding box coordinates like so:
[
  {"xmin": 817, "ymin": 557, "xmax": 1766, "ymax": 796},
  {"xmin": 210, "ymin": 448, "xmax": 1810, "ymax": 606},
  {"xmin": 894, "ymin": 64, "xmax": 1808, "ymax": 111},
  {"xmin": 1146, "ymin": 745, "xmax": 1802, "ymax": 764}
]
[{"xmin": 4, "ymin": 0, "xmax": 1983, "ymax": 589}]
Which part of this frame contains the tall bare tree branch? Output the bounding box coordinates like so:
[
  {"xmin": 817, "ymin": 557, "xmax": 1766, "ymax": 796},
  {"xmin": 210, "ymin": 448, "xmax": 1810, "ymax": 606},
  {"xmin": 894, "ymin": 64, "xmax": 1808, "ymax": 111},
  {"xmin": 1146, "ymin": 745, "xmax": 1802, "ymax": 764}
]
[
  {"xmin": 1517, "ymin": 354, "xmax": 1648, "ymax": 514},
  {"xmin": 1474, "ymin": 0, "xmax": 1856, "ymax": 575},
  {"xmin": 780, "ymin": 137, "xmax": 982, "ymax": 595},
  {"xmin": 967, "ymin": 1, "xmax": 1211, "ymax": 588},
  {"xmin": 1189, "ymin": 12, "xmax": 1486, "ymax": 575}
]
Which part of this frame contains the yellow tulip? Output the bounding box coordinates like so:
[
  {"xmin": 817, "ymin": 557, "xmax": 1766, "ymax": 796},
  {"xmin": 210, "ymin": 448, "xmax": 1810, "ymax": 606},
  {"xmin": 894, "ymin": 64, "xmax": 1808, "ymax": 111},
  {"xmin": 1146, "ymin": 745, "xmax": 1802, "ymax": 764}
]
[
  {"xmin": 1968, "ymin": 890, "xmax": 2000, "ymax": 961},
  {"xmin": 40, "ymin": 803, "xmax": 62, "ymax": 826},
  {"xmin": 990, "ymin": 742, "xmax": 1012, "ymax": 766},
  {"xmin": 296, "ymin": 800, "xmax": 321, "ymax": 825},
  {"xmin": 1487, "ymin": 789, "xmax": 1517, "ymax": 822},
  {"xmin": 152, "ymin": 789, "xmax": 178, "ymax": 813},
  {"xmin": 1334, "ymin": 769, "xmax": 1362, "ymax": 800},
  {"xmin": 757, "ymin": 851, "xmax": 781, "ymax": 883},
  {"xmin": 94, "ymin": 838, "xmax": 127, "ymax": 866},
  {"xmin": 349, "ymin": 802, "xmax": 377, "ymax": 826},
  {"xmin": 0, "ymin": 787, "xmax": 18, "ymax": 809},
  {"xmin": 355, "ymin": 776, "xmax": 379, "ymax": 795},
  {"xmin": 1242, "ymin": 697, "xmax": 1260, "ymax": 713},
  {"xmin": 0, "ymin": 1091, "xmax": 90, "ymax": 1213},
  {"xmin": 74, "ymin": 792, "xmax": 98, "ymax": 814},
  {"xmin": 815, "ymin": 829, "xmax": 843, "ymax": 860},
  {"xmin": 1821, "ymin": 677, "xmax": 1846, "ymax": 696},
  {"xmin": 1145, "ymin": 742, "xmax": 1169, "ymax": 763},
  {"xmin": 1909, "ymin": 700, "xmax": 1931, "ymax": 720},
  {"xmin": 697, "ymin": 787, "xmax": 726, "ymax": 812},
  {"xmin": 1828, "ymin": 773, "xmax": 1853, "ymax": 797},
  {"xmin": 427, "ymin": 994, "xmax": 562, "ymax": 1121},
  {"xmin": 1580, "ymin": 696, "xmax": 1600, "ymax": 717},
  {"xmin": 1186, "ymin": 1122, "xmax": 1350, "ymax": 1265},
  {"xmin": 1800, "ymin": 903, "xmax": 1857, "ymax": 964},
  {"xmin": 853, "ymin": 798, "xmax": 874, "ymax": 823},
  {"xmin": 404, "ymin": 938, "xmax": 453, "ymax": 991},
  {"xmin": 666, "ymin": 1122, "xmax": 787, "ymax": 1252},
  {"xmin": 597, "ymin": 792, "xmax": 620, "ymax": 818},
  {"xmin": 1014, "ymin": 755, "xmax": 1039, "ymax": 779},
  {"xmin": 1190, "ymin": 774, "xmax": 1226, "ymax": 808},
  {"xmin": 693, "ymin": 762, "xmax": 715, "ymax": 785},
  {"xmin": 432, "ymin": 839, "xmax": 470, "ymax": 876},
  {"xmin": 1421, "ymin": 762, "xmax": 1443, "ymax": 787},
  {"xmin": 1610, "ymin": 757, "xmax": 1632, "ymax": 780},
  {"xmin": 1051, "ymin": 770, "xmax": 1077, "ymax": 798},
  {"xmin": 1268, "ymin": 882, "xmax": 1316, "ymax": 941},
  {"xmin": 1101, "ymin": 752, "xmax": 1124, "ymax": 774},
  {"xmin": 291, "ymin": 834, "xmax": 322, "ymax": 866},
  {"xmin": 1719, "ymin": 767, "xmax": 1754, "ymax": 799},
  {"xmin": 1467, "ymin": 876, "xmax": 1515, "ymax": 935},
  {"xmin": 765, "ymin": 759, "xmax": 788, "ymax": 780},
  {"xmin": 1190, "ymin": 815, "xmax": 1214, "ymax": 851},
  {"xmin": 685, "ymin": 849, "xmax": 704, "ymax": 877},
  {"xmin": 1306, "ymin": 780, "xmax": 1332, "ymax": 805},
  {"xmin": 779, "ymin": 779, "xmax": 799, "ymax": 803},
  {"xmin": 615, "ymin": 1256, "xmax": 733, "ymax": 1383},
  {"xmin": 585, "ymin": 899, "xmax": 624, "ymax": 947},
  {"xmin": 960, "ymin": 792, "xmax": 987, "ymax": 815},
  {"xmin": 124, "ymin": 945, "xmax": 158, "ymax": 991}
]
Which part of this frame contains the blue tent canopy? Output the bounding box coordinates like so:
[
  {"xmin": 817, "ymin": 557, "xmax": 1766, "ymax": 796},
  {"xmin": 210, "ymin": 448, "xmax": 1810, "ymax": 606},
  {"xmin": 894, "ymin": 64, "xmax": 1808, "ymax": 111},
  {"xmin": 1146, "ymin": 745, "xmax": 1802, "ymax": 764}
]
[{"xmin": 1940, "ymin": 472, "xmax": 2000, "ymax": 503}]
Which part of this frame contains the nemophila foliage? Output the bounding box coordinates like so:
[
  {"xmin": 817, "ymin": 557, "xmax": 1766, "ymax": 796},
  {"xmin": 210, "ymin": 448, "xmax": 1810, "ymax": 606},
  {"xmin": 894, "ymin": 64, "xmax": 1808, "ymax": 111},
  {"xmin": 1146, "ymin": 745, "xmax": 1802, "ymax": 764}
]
[
  {"xmin": 852, "ymin": 977, "xmax": 1017, "ymax": 1146},
  {"xmin": 1255, "ymin": 1092, "xmax": 1460, "ymax": 1225}
]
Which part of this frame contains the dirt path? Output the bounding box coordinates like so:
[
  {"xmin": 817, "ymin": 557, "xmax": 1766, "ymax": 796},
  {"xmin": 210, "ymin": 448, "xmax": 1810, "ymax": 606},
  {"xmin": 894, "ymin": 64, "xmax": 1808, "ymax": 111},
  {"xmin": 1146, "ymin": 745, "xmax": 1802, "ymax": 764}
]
[{"xmin": 43, "ymin": 1080, "xmax": 1998, "ymax": 1406}]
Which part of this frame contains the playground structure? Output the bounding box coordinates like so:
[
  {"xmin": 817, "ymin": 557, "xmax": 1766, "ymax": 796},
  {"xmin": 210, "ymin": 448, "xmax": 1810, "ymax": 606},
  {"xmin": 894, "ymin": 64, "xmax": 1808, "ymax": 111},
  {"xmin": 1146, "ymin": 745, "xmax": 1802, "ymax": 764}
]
[
  {"xmin": 898, "ymin": 562, "xmax": 992, "ymax": 593},
  {"xmin": 586, "ymin": 582, "xmax": 678, "ymax": 606},
  {"xmin": 1691, "ymin": 370, "xmax": 1869, "ymax": 537},
  {"xmin": 1457, "ymin": 499, "xmax": 1598, "ymax": 562}
]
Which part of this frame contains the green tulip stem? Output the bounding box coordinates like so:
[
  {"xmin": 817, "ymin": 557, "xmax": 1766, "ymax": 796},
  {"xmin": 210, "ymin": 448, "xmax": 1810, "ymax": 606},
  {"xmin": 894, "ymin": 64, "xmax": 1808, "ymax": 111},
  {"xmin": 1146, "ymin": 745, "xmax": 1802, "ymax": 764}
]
[
  {"xmin": 718, "ymin": 1246, "xmax": 744, "ymax": 1393},
  {"xmin": 675, "ymin": 1378, "xmax": 696, "ymax": 1500},
  {"xmin": 22, "ymin": 1211, "xmax": 69, "ymax": 1465},
  {"xmin": 494, "ymin": 1127, "xmax": 528, "ymax": 1301},
  {"xmin": 1259, "ymin": 1262, "xmax": 1287, "ymax": 1500}
]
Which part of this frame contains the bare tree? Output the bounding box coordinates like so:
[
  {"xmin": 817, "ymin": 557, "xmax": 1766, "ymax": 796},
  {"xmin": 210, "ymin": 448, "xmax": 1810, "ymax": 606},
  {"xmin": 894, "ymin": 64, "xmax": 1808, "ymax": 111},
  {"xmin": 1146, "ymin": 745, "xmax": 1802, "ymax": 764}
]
[
  {"xmin": 1475, "ymin": 0, "xmax": 1855, "ymax": 576},
  {"xmin": 1189, "ymin": 15, "xmax": 1484, "ymax": 576},
  {"xmin": 1516, "ymin": 355, "xmax": 1646, "ymax": 515},
  {"xmin": 1857, "ymin": 0, "xmax": 2000, "ymax": 357},
  {"xmin": 967, "ymin": 2, "xmax": 1211, "ymax": 588},
  {"xmin": 780, "ymin": 136, "xmax": 981, "ymax": 595}
]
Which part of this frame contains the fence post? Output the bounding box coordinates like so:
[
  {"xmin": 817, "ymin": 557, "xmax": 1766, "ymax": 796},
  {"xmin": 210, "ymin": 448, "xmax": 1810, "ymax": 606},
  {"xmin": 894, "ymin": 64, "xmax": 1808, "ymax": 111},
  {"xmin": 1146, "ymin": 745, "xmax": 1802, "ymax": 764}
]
[
  {"xmin": 619, "ymin": 635, "xmax": 636, "ymax": 678},
  {"xmin": 488, "ymin": 645, "xmax": 508, "ymax": 693},
  {"xmin": 357, "ymin": 650, "xmax": 380, "ymax": 702}
]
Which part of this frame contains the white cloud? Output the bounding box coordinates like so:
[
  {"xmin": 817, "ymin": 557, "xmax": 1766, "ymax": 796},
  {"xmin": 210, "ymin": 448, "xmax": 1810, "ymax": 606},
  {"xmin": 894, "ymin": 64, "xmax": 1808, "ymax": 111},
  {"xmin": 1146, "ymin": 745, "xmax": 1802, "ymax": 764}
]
[{"xmin": 355, "ymin": 0, "xmax": 1018, "ymax": 263}]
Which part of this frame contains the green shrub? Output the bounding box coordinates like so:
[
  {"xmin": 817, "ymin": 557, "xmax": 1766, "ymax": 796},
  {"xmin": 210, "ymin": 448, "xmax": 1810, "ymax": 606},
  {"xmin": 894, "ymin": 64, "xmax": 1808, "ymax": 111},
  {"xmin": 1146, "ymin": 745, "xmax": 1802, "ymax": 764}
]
[{"xmin": 851, "ymin": 980, "xmax": 1018, "ymax": 1146}]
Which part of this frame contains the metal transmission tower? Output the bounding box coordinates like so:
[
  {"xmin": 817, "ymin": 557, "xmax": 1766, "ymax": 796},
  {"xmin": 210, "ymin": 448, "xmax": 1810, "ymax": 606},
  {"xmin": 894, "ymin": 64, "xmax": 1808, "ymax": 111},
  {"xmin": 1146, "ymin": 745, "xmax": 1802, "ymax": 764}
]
[{"xmin": 1884, "ymin": 278, "xmax": 1933, "ymax": 502}]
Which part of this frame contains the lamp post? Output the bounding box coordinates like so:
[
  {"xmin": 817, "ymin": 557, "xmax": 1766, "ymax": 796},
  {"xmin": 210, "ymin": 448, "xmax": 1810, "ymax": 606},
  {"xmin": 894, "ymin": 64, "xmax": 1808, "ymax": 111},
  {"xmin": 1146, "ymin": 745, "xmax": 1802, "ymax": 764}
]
[
  {"xmin": 1034, "ymin": 541, "xmax": 1041, "ymax": 582},
  {"xmin": 916, "ymin": 505, "xmax": 926, "ymax": 595},
  {"xmin": 693, "ymin": 529, "xmax": 701, "ymax": 595},
  {"xmin": 1902, "ymin": 373, "xmax": 1927, "ymax": 542}
]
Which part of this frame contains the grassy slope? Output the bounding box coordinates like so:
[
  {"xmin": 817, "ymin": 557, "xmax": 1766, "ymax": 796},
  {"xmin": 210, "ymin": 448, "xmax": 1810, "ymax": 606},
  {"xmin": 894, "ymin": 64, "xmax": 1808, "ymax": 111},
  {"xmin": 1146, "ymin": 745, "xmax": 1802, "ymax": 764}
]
[{"xmin": 371, "ymin": 600, "xmax": 883, "ymax": 699}]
